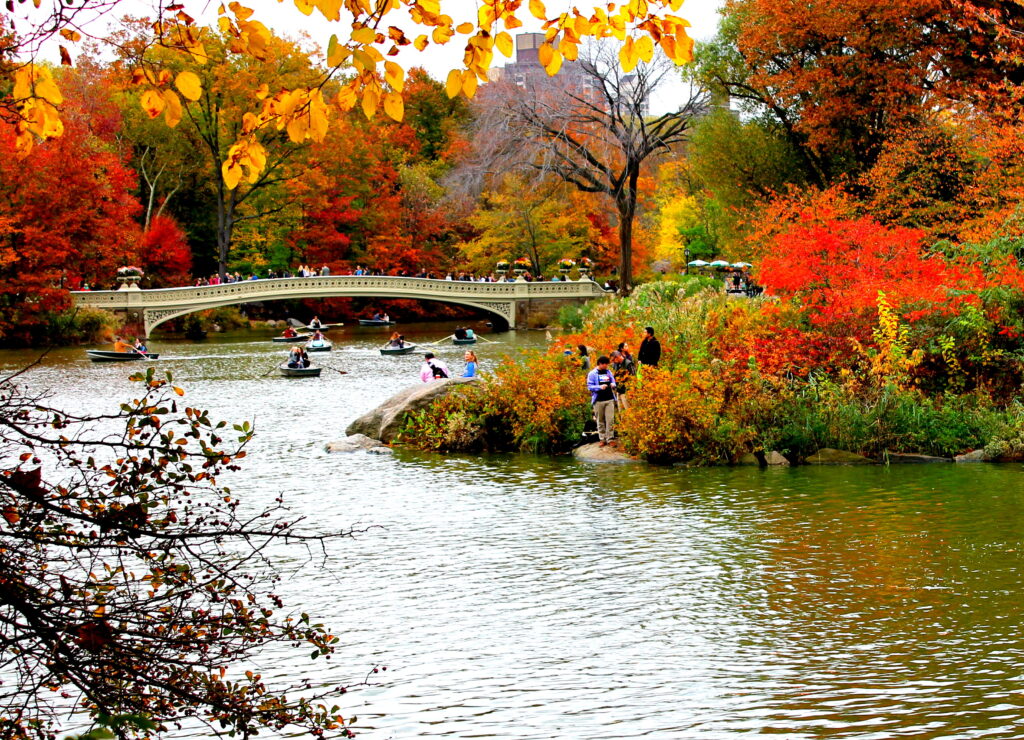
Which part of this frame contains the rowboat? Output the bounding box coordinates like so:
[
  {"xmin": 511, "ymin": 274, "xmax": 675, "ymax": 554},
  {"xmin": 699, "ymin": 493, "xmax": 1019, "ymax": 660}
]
[
  {"xmin": 279, "ymin": 362, "xmax": 322, "ymax": 377},
  {"xmin": 306, "ymin": 323, "xmax": 343, "ymax": 331},
  {"xmin": 453, "ymin": 337, "xmax": 477, "ymax": 345},
  {"xmin": 359, "ymin": 319, "xmax": 395, "ymax": 327},
  {"xmin": 306, "ymin": 341, "xmax": 332, "ymax": 352},
  {"xmin": 87, "ymin": 350, "xmax": 160, "ymax": 362},
  {"xmin": 380, "ymin": 343, "xmax": 417, "ymax": 356},
  {"xmin": 272, "ymin": 334, "xmax": 310, "ymax": 343}
]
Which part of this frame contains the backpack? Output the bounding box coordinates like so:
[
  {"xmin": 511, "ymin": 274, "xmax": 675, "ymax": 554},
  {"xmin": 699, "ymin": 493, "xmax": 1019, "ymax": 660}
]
[{"xmin": 430, "ymin": 362, "xmax": 449, "ymax": 379}]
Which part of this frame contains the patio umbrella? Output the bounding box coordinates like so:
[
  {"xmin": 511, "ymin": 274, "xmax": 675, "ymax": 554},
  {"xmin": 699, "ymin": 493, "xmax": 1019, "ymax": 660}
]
[
  {"xmin": 709, "ymin": 259, "xmax": 731, "ymax": 268},
  {"xmin": 687, "ymin": 259, "xmax": 709, "ymax": 267},
  {"xmin": 731, "ymin": 262, "xmax": 753, "ymax": 269}
]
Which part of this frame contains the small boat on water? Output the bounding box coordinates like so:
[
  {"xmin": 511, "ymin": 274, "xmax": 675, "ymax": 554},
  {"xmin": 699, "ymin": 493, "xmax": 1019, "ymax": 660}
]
[
  {"xmin": 453, "ymin": 337, "xmax": 477, "ymax": 345},
  {"xmin": 87, "ymin": 350, "xmax": 160, "ymax": 362},
  {"xmin": 306, "ymin": 322, "xmax": 343, "ymax": 331},
  {"xmin": 359, "ymin": 319, "xmax": 395, "ymax": 327},
  {"xmin": 278, "ymin": 362, "xmax": 322, "ymax": 378},
  {"xmin": 380, "ymin": 343, "xmax": 417, "ymax": 356},
  {"xmin": 306, "ymin": 341, "xmax": 332, "ymax": 352},
  {"xmin": 272, "ymin": 334, "xmax": 310, "ymax": 343}
]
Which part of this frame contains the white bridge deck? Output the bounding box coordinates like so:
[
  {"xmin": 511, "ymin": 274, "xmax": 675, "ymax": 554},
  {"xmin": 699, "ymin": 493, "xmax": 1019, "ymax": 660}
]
[{"xmin": 72, "ymin": 275, "xmax": 609, "ymax": 334}]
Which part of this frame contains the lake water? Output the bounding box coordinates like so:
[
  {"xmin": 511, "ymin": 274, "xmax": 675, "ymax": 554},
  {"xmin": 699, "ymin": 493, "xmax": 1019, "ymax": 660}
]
[{"xmin": 3, "ymin": 326, "xmax": 1024, "ymax": 739}]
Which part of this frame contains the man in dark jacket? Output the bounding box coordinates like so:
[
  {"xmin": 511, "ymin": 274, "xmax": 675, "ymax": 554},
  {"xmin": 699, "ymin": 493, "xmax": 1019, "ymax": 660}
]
[{"xmin": 637, "ymin": 326, "xmax": 661, "ymax": 368}]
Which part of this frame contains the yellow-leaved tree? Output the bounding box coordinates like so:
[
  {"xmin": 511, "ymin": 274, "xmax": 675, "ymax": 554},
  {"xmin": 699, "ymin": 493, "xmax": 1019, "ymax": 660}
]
[{"xmin": 3, "ymin": 0, "xmax": 694, "ymax": 183}]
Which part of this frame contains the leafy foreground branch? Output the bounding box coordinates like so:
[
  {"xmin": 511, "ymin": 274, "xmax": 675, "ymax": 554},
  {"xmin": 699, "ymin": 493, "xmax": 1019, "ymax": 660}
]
[{"xmin": 0, "ymin": 368, "xmax": 360, "ymax": 739}]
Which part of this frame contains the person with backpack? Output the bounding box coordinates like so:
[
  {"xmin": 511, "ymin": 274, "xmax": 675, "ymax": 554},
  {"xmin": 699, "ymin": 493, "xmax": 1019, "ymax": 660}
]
[
  {"xmin": 586, "ymin": 355, "xmax": 618, "ymax": 447},
  {"xmin": 420, "ymin": 352, "xmax": 450, "ymax": 382}
]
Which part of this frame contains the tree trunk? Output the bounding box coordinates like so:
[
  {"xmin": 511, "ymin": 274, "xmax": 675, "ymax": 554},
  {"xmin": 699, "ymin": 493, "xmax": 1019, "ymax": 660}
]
[
  {"xmin": 616, "ymin": 167, "xmax": 640, "ymax": 295},
  {"xmin": 216, "ymin": 184, "xmax": 236, "ymax": 279}
]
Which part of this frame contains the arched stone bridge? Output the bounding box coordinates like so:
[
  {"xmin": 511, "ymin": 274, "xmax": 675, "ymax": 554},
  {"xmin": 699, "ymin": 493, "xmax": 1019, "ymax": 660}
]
[{"xmin": 71, "ymin": 275, "xmax": 609, "ymax": 335}]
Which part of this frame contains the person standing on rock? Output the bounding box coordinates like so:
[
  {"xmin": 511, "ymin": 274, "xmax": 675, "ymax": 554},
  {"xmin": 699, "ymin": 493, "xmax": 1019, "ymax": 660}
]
[
  {"xmin": 637, "ymin": 327, "xmax": 661, "ymax": 368},
  {"xmin": 420, "ymin": 352, "xmax": 450, "ymax": 382},
  {"xmin": 587, "ymin": 355, "xmax": 618, "ymax": 447}
]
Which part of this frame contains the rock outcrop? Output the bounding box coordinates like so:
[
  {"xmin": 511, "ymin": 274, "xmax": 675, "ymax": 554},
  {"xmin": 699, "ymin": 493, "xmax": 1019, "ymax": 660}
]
[
  {"xmin": 572, "ymin": 442, "xmax": 639, "ymax": 463},
  {"xmin": 325, "ymin": 433, "xmax": 390, "ymax": 454},
  {"xmin": 805, "ymin": 448, "xmax": 874, "ymax": 464},
  {"xmin": 954, "ymin": 449, "xmax": 988, "ymax": 463},
  {"xmin": 737, "ymin": 451, "xmax": 790, "ymax": 466},
  {"xmin": 884, "ymin": 452, "xmax": 951, "ymax": 464},
  {"xmin": 345, "ymin": 378, "xmax": 477, "ymax": 443}
]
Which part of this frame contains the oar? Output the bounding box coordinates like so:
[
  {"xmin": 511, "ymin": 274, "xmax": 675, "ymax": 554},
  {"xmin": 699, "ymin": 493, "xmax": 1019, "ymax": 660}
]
[
  {"xmin": 475, "ymin": 335, "xmax": 498, "ymax": 344},
  {"xmin": 318, "ymin": 362, "xmax": 349, "ymax": 375},
  {"xmin": 260, "ymin": 362, "xmax": 282, "ymax": 378}
]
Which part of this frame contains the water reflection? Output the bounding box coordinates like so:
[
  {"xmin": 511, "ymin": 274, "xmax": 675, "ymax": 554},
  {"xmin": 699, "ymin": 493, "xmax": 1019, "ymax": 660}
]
[{"xmin": 3, "ymin": 331, "xmax": 1024, "ymax": 738}]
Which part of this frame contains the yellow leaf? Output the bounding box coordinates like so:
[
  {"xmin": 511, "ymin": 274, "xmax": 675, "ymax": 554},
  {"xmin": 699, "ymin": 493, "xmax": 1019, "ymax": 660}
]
[
  {"xmin": 222, "ymin": 161, "xmax": 242, "ymax": 190},
  {"xmin": 414, "ymin": 35, "xmax": 429, "ymax": 51},
  {"xmin": 560, "ymin": 38, "xmax": 578, "ymax": 61},
  {"xmin": 140, "ymin": 89, "xmax": 166, "ymax": 118},
  {"xmin": 660, "ymin": 35, "xmax": 676, "ymax": 61},
  {"xmin": 175, "ymin": 71, "xmax": 202, "ymax": 101},
  {"xmin": 384, "ymin": 61, "xmax": 405, "ymax": 91},
  {"xmin": 455, "ymin": 22, "xmax": 473, "ymax": 34},
  {"xmin": 495, "ymin": 31, "xmax": 513, "ymax": 57},
  {"xmin": 294, "ymin": 0, "xmax": 314, "ymax": 14},
  {"xmin": 361, "ymin": 85, "xmax": 380, "ymax": 118},
  {"xmin": 286, "ymin": 114, "xmax": 308, "ymax": 142},
  {"xmin": 432, "ymin": 25, "xmax": 453, "ymax": 44},
  {"xmin": 316, "ymin": 0, "xmax": 341, "ymax": 21},
  {"xmin": 309, "ymin": 93, "xmax": 330, "ymax": 141},
  {"xmin": 445, "ymin": 69, "xmax": 462, "ymax": 98},
  {"xmin": 163, "ymin": 89, "xmax": 182, "ymax": 127},
  {"xmin": 351, "ymin": 26, "xmax": 376, "ymax": 44},
  {"xmin": 528, "ymin": 0, "xmax": 546, "ymax": 20},
  {"xmin": 28, "ymin": 66, "xmax": 64, "ymax": 105},
  {"xmin": 327, "ymin": 34, "xmax": 349, "ymax": 66},
  {"xmin": 674, "ymin": 31, "xmax": 694, "ymax": 62},
  {"xmin": 543, "ymin": 48, "xmax": 562, "ymax": 75},
  {"xmin": 636, "ymin": 35, "xmax": 654, "ymax": 63},
  {"xmin": 538, "ymin": 42, "xmax": 553, "ymax": 68},
  {"xmin": 255, "ymin": 83, "xmax": 270, "ymax": 100},
  {"xmin": 382, "ymin": 91, "xmax": 404, "ymax": 121},
  {"xmin": 335, "ymin": 84, "xmax": 357, "ymax": 111},
  {"xmin": 619, "ymin": 37, "xmax": 639, "ymax": 72},
  {"xmin": 462, "ymin": 70, "xmax": 478, "ymax": 98}
]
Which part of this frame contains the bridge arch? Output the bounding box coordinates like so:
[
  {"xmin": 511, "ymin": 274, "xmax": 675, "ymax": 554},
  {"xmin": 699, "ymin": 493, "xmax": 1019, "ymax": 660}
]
[{"xmin": 71, "ymin": 275, "xmax": 607, "ymax": 335}]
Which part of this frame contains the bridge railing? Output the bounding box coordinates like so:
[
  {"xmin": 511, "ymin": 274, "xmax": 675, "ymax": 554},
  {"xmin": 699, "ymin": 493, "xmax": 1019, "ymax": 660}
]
[{"xmin": 71, "ymin": 275, "xmax": 609, "ymax": 305}]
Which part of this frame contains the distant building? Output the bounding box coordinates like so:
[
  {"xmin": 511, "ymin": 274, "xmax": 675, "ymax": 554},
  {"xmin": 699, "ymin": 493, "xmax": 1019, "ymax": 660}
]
[{"xmin": 487, "ymin": 33, "xmax": 652, "ymax": 113}]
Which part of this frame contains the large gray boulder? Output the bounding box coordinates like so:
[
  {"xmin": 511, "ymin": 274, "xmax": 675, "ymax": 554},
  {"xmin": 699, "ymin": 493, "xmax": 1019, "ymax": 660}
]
[
  {"xmin": 325, "ymin": 434, "xmax": 389, "ymax": 453},
  {"xmin": 345, "ymin": 378, "xmax": 477, "ymax": 443},
  {"xmin": 572, "ymin": 442, "xmax": 639, "ymax": 463}
]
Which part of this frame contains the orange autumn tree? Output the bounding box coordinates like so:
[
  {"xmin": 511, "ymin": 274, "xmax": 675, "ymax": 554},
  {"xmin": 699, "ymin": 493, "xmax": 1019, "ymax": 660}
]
[
  {"xmin": 0, "ymin": 120, "xmax": 141, "ymax": 343},
  {"xmin": 692, "ymin": 0, "xmax": 1024, "ymax": 186}
]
